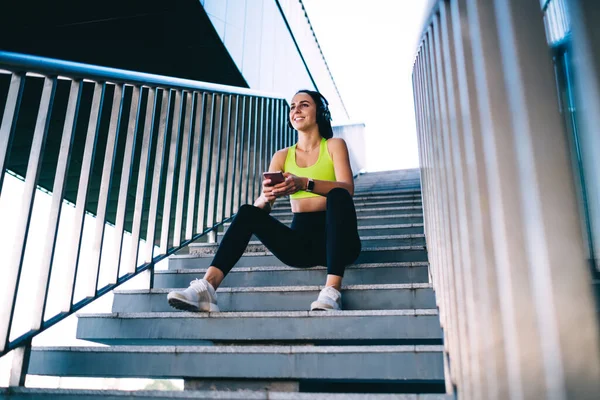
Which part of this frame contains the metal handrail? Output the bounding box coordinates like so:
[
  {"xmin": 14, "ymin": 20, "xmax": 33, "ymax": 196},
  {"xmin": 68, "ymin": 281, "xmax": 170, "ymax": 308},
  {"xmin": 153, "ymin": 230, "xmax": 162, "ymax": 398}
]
[
  {"xmin": 0, "ymin": 51, "xmax": 293, "ymax": 384},
  {"xmin": 0, "ymin": 51, "xmax": 286, "ymax": 100}
]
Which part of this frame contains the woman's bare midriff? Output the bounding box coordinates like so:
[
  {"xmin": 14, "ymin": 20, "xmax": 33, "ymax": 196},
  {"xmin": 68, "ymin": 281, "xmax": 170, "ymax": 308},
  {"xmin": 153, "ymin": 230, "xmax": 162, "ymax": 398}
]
[{"xmin": 289, "ymin": 196, "xmax": 327, "ymax": 213}]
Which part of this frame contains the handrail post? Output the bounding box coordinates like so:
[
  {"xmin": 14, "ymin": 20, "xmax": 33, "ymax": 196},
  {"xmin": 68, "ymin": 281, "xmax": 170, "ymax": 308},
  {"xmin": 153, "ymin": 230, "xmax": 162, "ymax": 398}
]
[{"xmin": 9, "ymin": 340, "xmax": 31, "ymax": 386}]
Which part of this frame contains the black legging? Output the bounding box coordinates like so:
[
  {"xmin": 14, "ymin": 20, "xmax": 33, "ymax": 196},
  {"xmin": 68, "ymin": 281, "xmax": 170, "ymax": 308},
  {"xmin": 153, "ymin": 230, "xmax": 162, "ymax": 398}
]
[{"xmin": 211, "ymin": 188, "xmax": 361, "ymax": 277}]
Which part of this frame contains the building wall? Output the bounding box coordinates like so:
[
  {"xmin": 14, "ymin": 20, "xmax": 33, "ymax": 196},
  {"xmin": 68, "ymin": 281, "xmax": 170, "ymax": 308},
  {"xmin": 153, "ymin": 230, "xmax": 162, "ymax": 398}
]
[
  {"xmin": 332, "ymin": 123, "xmax": 366, "ymax": 176},
  {"xmin": 200, "ymin": 0, "xmax": 349, "ymax": 124}
]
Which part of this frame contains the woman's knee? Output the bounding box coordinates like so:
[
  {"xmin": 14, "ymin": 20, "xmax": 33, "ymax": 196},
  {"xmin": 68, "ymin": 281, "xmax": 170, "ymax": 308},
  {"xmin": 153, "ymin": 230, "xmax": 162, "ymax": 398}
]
[
  {"xmin": 326, "ymin": 188, "xmax": 351, "ymax": 204},
  {"xmin": 235, "ymin": 204, "xmax": 263, "ymax": 222}
]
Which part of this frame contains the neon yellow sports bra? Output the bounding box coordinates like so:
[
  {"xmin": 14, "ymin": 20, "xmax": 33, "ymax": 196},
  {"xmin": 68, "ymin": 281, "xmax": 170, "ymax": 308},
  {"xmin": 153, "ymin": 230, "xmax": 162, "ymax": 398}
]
[{"xmin": 283, "ymin": 137, "xmax": 336, "ymax": 200}]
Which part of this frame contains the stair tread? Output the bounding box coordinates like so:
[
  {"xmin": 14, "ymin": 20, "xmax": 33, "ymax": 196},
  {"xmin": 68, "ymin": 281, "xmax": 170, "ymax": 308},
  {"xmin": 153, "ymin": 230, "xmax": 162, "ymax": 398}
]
[
  {"xmin": 157, "ymin": 261, "xmax": 429, "ymax": 274},
  {"xmin": 115, "ymin": 283, "xmax": 433, "ymax": 294},
  {"xmin": 32, "ymin": 344, "xmax": 444, "ymax": 353},
  {"xmin": 190, "ymin": 234, "xmax": 425, "ymax": 248},
  {"xmin": 79, "ymin": 309, "xmax": 439, "ymax": 318},
  {"xmin": 1, "ymin": 387, "xmax": 450, "ymax": 399},
  {"xmin": 175, "ymin": 245, "xmax": 427, "ymax": 259}
]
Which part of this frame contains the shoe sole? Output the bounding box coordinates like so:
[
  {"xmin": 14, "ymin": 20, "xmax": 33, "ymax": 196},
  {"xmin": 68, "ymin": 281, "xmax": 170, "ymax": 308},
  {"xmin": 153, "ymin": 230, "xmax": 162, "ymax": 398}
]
[
  {"xmin": 167, "ymin": 293, "xmax": 220, "ymax": 312},
  {"xmin": 310, "ymin": 300, "xmax": 341, "ymax": 311}
]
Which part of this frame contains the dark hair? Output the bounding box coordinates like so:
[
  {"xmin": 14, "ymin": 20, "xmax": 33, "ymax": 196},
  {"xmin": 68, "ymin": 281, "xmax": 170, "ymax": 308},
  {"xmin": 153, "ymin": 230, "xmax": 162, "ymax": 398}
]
[{"xmin": 288, "ymin": 89, "xmax": 333, "ymax": 139}]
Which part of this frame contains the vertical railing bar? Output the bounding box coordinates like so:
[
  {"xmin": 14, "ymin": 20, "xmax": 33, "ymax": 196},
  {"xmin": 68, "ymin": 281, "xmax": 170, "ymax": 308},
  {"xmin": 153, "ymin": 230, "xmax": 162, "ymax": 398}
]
[
  {"xmin": 111, "ymin": 85, "xmax": 142, "ymax": 283},
  {"xmin": 173, "ymin": 91, "xmax": 194, "ymax": 247},
  {"xmin": 144, "ymin": 89, "xmax": 172, "ymax": 264},
  {"xmin": 186, "ymin": 92, "xmax": 205, "ymax": 239},
  {"xmin": 440, "ymin": 3, "xmax": 471, "ymax": 395},
  {"xmin": 234, "ymin": 96, "xmax": 249, "ymax": 212},
  {"xmin": 221, "ymin": 95, "xmax": 234, "ymax": 221},
  {"xmin": 86, "ymin": 84, "xmax": 125, "ymax": 298},
  {"xmin": 215, "ymin": 95, "xmax": 229, "ymax": 224},
  {"xmin": 284, "ymin": 100, "xmax": 290, "ymax": 148},
  {"xmin": 424, "ymin": 31, "xmax": 445, "ymax": 327},
  {"xmin": 428, "ymin": 21, "xmax": 449, "ymax": 341},
  {"xmin": 197, "ymin": 93, "xmax": 214, "ymax": 232},
  {"xmin": 252, "ymin": 97, "xmax": 262, "ymax": 200},
  {"xmin": 244, "ymin": 97, "xmax": 254, "ymax": 205},
  {"xmin": 275, "ymin": 100, "xmax": 283, "ymax": 151},
  {"xmin": 260, "ymin": 98, "xmax": 267, "ymax": 180},
  {"xmin": 269, "ymin": 99, "xmax": 275, "ymax": 166},
  {"xmin": 126, "ymin": 87, "xmax": 158, "ymax": 274},
  {"xmin": 159, "ymin": 89, "xmax": 183, "ymax": 254},
  {"xmin": 288, "ymin": 109, "xmax": 294, "ymax": 149},
  {"xmin": 209, "ymin": 94, "xmax": 226, "ymax": 230},
  {"xmin": 274, "ymin": 99, "xmax": 279, "ymax": 153},
  {"xmin": 432, "ymin": 16, "xmax": 461, "ymax": 393},
  {"xmin": 61, "ymin": 82, "xmax": 106, "ymax": 312},
  {"xmin": 229, "ymin": 95, "xmax": 241, "ymax": 216},
  {"xmin": 263, "ymin": 98, "xmax": 270, "ymax": 174},
  {"xmin": 201, "ymin": 94, "xmax": 218, "ymax": 236},
  {"xmin": 273, "ymin": 99, "xmax": 278, "ymax": 154},
  {"xmin": 0, "ymin": 73, "xmax": 25, "ymax": 196},
  {"xmin": 32, "ymin": 79, "xmax": 82, "ymax": 331},
  {"xmin": 0, "ymin": 76, "xmax": 56, "ymax": 353}
]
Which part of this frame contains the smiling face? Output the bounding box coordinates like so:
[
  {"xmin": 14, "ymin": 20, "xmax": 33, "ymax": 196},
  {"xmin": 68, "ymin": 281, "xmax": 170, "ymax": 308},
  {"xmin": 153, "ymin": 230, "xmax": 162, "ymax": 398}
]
[{"xmin": 289, "ymin": 92, "xmax": 318, "ymax": 131}]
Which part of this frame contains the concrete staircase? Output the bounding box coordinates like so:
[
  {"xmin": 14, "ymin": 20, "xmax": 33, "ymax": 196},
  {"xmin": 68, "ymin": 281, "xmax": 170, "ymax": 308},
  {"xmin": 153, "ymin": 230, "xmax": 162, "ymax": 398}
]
[{"xmin": 1, "ymin": 170, "xmax": 449, "ymax": 399}]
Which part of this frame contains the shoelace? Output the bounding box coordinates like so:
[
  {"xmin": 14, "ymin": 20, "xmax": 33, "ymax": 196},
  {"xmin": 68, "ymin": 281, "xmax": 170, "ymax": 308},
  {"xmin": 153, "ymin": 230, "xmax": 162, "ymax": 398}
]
[
  {"xmin": 189, "ymin": 278, "xmax": 208, "ymax": 294},
  {"xmin": 321, "ymin": 286, "xmax": 340, "ymax": 301}
]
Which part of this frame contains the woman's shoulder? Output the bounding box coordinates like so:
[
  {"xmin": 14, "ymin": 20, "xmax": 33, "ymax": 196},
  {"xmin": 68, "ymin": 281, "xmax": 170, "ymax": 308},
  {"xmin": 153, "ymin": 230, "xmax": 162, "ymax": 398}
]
[
  {"xmin": 326, "ymin": 137, "xmax": 348, "ymax": 153},
  {"xmin": 273, "ymin": 147, "xmax": 290, "ymax": 162}
]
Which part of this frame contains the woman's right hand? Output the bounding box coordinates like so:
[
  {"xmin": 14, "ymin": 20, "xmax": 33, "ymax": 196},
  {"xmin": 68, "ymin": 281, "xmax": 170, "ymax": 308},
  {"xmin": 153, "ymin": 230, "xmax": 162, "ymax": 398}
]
[
  {"xmin": 253, "ymin": 179, "xmax": 276, "ymax": 210},
  {"xmin": 262, "ymin": 178, "xmax": 277, "ymax": 203}
]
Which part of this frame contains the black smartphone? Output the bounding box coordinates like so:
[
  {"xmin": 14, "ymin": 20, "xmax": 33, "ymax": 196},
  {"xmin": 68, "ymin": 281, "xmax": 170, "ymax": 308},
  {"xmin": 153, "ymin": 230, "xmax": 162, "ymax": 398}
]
[{"xmin": 263, "ymin": 171, "xmax": 285, "ymax": 185}]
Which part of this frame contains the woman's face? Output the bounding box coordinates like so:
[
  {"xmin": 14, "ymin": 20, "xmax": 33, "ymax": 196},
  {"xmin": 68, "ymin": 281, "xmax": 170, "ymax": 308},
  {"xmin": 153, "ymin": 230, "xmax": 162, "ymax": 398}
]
[{"xmin": 289, "ymin": 93, "xmax": 317, "ymax": 131}]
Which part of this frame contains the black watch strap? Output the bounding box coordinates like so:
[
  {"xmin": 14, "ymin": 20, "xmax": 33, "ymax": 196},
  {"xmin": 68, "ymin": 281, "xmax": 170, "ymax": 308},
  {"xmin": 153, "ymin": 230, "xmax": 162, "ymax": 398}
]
[{"xmin": 306, "ymin": 178, "xmax": 315, "ymax": 192}]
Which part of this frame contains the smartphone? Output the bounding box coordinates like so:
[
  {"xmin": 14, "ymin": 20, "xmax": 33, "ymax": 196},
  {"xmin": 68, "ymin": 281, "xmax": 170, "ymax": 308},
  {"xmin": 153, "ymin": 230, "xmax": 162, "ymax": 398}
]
[{"xmin": 263, "ymin": 171, "xmax": 285, "ymax": 186}]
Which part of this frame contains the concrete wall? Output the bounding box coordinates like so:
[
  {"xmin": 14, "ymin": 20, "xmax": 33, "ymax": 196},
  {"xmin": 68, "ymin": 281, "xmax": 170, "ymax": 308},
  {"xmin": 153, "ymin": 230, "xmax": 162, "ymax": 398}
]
[
  {"xmin": 200, "ymin": 0, "xmax": 349, "ymax": 124},
  {"xmin": 333, "ymin": 123, "xmax": 366, "ymax": 176}
]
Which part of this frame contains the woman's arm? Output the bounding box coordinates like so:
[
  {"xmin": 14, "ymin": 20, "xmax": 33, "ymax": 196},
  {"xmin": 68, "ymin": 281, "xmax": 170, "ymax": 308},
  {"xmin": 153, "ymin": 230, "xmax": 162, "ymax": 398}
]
[
  {"xmin": 254, "ymin": 149, "xmax": 288, "ymax": 212},
  {"xmin": 272, "ymin": 138, "xmax": 355, "ymax": 197}
]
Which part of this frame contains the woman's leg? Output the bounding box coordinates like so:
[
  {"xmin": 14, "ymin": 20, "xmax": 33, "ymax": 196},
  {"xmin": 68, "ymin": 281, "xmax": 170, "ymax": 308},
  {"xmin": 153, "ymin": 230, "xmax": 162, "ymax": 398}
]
[
  {"xmin": 207, "ymin": 204, "xmax": 316, "ymax": 288},
  {"xmin": 325, "ymin": 188, "xmax": 361, "ymax": 282},
  {"xmin": 310, "ymin": 188, "xmax": 361, "ymax": 311},
  {"xmin": 169, "ymin": 204, "xmax": 318, "ymax": 312}
]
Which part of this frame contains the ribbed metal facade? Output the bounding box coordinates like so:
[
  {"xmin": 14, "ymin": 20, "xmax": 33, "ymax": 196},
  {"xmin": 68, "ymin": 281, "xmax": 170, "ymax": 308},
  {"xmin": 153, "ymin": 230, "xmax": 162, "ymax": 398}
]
[{"xmin": 412, "ymin": 0, "xmax": 600, "ymax": 398}]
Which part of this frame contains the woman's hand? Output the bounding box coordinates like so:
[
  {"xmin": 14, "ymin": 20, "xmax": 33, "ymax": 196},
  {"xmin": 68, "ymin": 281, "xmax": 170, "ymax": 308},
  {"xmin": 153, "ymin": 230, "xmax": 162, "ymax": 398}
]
[
  {"xmin": 271, "ymin": 173, "xmax": 305, "ymax": 197},
  {"xmin": 254, "ymin": 179, "xmax": 276, "ymax": 211},
  {"xmin": 258, "ymin": 177, "xmax": 277, "ymax": 203}
]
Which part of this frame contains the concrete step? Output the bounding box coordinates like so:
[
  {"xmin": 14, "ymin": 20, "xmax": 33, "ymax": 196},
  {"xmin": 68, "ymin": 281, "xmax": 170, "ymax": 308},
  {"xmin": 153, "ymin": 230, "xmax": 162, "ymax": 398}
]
[
  {"xmin": 111, "ymin": 284, "xmax": 436, "ymax": 313},
  {"xmin": 192, "ymin": 224, "xmax": 425, "ymax": 244},
  {"xmin": 168, "ymin": 246, "xmax": 428, "ymax": 269},
  {"xmin": 270, "ymin": 206, "xmax": 423, "ymax": 219},
  {"xmin": 77, "ymin": 310, "xmax": 442, "ymax": 345},
  {"xmin": 351, "ymin": 189, "xmax": 421, "ymax": 198},
  {"xmin": 352, "ymin": 188, "xmax": 421, "ymax": 194},
  {"xmin": 154, "ymin": 262, "xmax": 430, "ymax": 288},
  {"xmin": 27, "ymin": 345, "xmax": 444, "ymax": 382},
  {"xmin": 220, "ymin": 214, "xmax": 424, "ymax": 230},
  {"xmin": 189, "ymin": 235, "xmax": 426, "ymax": 254},
  {"xmin": 271, "ymin": 198, "xmax": 423, "ymax": 212},
  {"xmin": 0, "ymin": 388, "xmax": 451, "ymax": 400}
]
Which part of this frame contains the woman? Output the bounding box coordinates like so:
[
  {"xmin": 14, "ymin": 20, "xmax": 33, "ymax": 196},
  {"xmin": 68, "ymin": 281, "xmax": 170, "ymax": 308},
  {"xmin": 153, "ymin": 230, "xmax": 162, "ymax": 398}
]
[{"xmin": 167, "ymin": 90, "xmax": 361, "ymax": 312}]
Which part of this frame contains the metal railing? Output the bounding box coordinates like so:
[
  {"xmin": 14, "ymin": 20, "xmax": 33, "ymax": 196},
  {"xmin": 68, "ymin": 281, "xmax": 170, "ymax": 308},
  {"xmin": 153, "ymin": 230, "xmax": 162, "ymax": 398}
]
[
  {"xmin": 0, "ymin": 51, "xmax": 293, "ymax": 384},
  {"xmin": 413, "ymin": 0, "xmax": 600, "ymax": 399}
]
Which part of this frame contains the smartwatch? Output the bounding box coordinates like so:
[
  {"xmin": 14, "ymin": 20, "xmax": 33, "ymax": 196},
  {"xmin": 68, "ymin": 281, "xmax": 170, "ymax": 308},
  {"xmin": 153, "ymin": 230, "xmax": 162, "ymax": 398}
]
[{"xmin": 306, "ymin": 178, "xmax": 315, "ymax": 192}]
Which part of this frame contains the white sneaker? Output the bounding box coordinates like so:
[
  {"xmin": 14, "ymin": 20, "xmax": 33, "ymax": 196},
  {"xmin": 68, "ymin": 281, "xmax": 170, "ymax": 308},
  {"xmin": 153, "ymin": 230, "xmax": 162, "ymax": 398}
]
[
  {"xmin": 167, "ymin": 279, "xmax": 219, "ymax": 312},
  {"xmin": 310, "ymin": 286, "xmax": 342, "ymax": 311}
]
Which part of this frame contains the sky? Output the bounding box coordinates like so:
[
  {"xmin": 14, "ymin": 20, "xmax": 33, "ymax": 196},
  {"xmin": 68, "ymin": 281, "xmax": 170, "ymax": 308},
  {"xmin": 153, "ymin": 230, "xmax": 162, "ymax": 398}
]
[{"xmin": 303, "ymin": 0, "xmax": 430, "ymax": 172}]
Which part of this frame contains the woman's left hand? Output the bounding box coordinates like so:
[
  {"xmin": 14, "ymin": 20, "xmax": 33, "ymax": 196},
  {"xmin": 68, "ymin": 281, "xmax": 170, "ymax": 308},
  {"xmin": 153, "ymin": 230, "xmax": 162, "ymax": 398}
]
[{"xmin": 271, "ymin": 173, "xmax": 305, "ymax": 197}]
